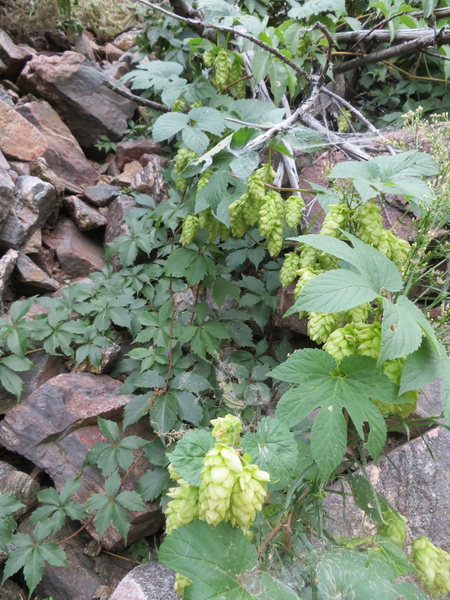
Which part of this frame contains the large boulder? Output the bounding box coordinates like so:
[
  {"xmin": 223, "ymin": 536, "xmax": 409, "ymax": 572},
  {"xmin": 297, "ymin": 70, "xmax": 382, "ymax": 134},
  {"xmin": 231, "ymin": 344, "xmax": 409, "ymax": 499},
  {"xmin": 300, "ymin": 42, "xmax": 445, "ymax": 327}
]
[
  {"xmin": 18, "ymin": 51, "xmax": 136, "ymax": 149},
  {"xmin": 0, "ymin": 100, "xmax": 48, "ymax": 162},
  {"xmin": 0, "ymin": 29, "xmax": 34, "ymax": 78},
  {"xmin": 109, "ymin": 562, "xmax": 180, "ymax": 600}
]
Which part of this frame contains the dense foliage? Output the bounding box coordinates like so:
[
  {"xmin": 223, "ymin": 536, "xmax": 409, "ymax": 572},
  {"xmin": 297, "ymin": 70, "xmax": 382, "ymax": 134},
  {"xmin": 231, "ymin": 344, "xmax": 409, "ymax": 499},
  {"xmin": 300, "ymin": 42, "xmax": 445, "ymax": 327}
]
[{"xmin": 1, "ymin": 1, "xmax": 450, "ymax": 598}]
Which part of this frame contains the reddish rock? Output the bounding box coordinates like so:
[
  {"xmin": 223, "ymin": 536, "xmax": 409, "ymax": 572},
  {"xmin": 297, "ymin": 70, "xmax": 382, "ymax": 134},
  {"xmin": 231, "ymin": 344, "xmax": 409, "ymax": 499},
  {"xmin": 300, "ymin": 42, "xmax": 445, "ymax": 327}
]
[
  {"xmin": 130, "ymin": 155, "xmax": 169, "ymax": 200},
  {"xmin": 0, "ymin": 373, "xmax": 164, "ymax": 550},
  {"xmin": 104, "ymin": 42, "xmax": 124, "ymax": 62},
  {"xmin": 65, "ymin": 196, "xmax": 108, "ymax": 230},
  {"xmin": 54, "ymin": 218, "xmax": 104, "ymax": 277},
  {"xmin": 17, "ymin": 100, "xmax": 98, "ymax": 193},
  {"xmin": 105, "ymin": 194, "xmax": 135, "ymax": 244},
  {"xmin": 116, "ymin": 138, "xmax": 164, "ymax": 170},
  {"xmin": 112, "ymin": 30, "xmax": 141, "ymax": 52},
  {"xmin": 0, "ymin": 29, "xmax": 34, "ymax": 78},
  {"xmin": 272, "ymin": 284, "xmax": 308, "ymax": 336},
  {"xmin": 113, "ymin": 160, "xmax": 142, "ymax": 187},
  {"xmin": 18, "ymin": 51, "xmax": 136, "ymax": 149},
  {"xmin": 0, "ymin": 101, "xmax": 48, "ymax": 162}
]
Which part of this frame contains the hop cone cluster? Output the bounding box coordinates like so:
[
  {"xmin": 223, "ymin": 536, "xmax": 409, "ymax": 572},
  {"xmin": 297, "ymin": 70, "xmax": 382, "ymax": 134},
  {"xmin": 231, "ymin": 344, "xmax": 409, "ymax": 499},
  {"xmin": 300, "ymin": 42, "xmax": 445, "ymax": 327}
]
[
  {"xmin": 377, "ymin": 506, "xmax": 408, "ymax": 544},
  {"xmin": 307, "ymin": 312, "xmax": 342, "ymax": 344},
  {"xmin": 323, "ymin": 322, "xmax": 381, "ymax": 362},
  {"xmin": 165, "ymin": 479, "xmax": 200, "ymax": 535},
  {"xmin": 412, "ymin": 536, "xmax": 450, "ymax": 598},
  {"xmin": 320, "ymin": 202, "xmax": 350, "ymax": 237}
]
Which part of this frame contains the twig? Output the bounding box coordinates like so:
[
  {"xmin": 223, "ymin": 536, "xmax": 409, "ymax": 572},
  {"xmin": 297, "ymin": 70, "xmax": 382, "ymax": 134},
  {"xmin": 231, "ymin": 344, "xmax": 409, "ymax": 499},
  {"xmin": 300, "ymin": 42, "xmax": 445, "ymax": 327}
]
[
  {"xmin": 310, "ymin": 22, "xmax": 334, "ymax": 85},
  {"xmin": 422, "ymin": 48, "xmax": 450, "ymax": 61},
  {"xmin": 335, "ymin": 31, "xmax": 447, "ymax": 74},
  {"xmin": 321, "ymin": 87, "xmax": 379, "ymax": 133},
  {"xmin": 224, "ymin": 116, "xmax": 270, "ymax": 130},
  {"xmin": 103, "ymin": 78, "xmax": 170, "ymax": 112},
  {"xmin": 163, "ymin": 280, "xmax": 176, "ymax": 393},
  {"xmin": 132, "ymin": 0, "xmax": 312, "ymax": 82},
  {"xmin": 300, "ymin": 114, "xmax": 370, "ymax": 160},
  {"xmin": 223, "ymin": 73, "xmax": 252, "ymax": 93},
  {"xmin": 335, "ymin": 27, "xmax": 450, "ymax": 44}
]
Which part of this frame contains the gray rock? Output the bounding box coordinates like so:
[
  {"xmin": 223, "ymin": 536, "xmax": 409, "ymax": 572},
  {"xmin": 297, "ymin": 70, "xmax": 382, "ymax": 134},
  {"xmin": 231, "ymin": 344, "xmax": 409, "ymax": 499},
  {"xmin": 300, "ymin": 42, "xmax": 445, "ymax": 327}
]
[
  {"xmin": 0, "ymin": 85, "xmax": 14, "ymax": 106},
  {"xmin": 0, "ymin": 579, "xmax": 27, "ymax": 600},
  {"xmin": 0, "ymin": 29, "xmax": 34, "ymax": 78},
  {"xmin": 14, "ymin": 251, "xmax": 60, "ymax": 292},
  {"xmin": 0, "ymin": 248, "xmax": 18, "ymax": 314},
  {"xmin": 109, "ymin": 562, "xmax": 181, "ymax": 600},
  {"xmin": 18, "ymin": 51, "xmax": 136, "ymax": 149},
  {"xmin": 84, "ymin": 183, "xmax": 122, "ymax": 207},
  {"xmin": 326, "ymin": 426, "xmax": 450, "ymax": 552},
  {"xmin": 0, "ymin": 461, "xmax": 39, "ymax": 518},
  {"xmin": 0, "ymin": 151, "xmax": 14, "ymax": 223},
  {"xmin": 65, "ymin": 195, "xmax": 108, "ymax": 230},
  {"xmin": 0, "ymin": 175, "xmax": 58, "ymax": 249}
]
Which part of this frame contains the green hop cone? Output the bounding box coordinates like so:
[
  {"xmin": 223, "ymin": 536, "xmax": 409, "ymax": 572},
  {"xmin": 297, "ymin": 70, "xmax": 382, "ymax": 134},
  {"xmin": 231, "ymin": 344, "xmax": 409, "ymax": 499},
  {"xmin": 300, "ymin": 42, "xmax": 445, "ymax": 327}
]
[
  {"xmin": 354, "ymin": 203, "xmax": 383, "ymax": 246},
  {"xmin": 307, "ymin": 312, "xmax": 342, "ymax": 344},
  {"xmin": 168, "ymin": 463, "xmax": 181, "ymax": 482},
  {"xmin": 323, "ymin": 324, "xmax": 358, "ymax": 362},
  {"xmin": 412, "ymin": 536, "xmax": 450, "ymax": 599},
  {"xmin": 211, "ymin": 414, "xmax": 242, "ymax": 446},
  {"xmin": 354, "ymin": 321, "xmax": 381, "ymax": 359},
  {"xmin": 387, "ymin": 231, "xmax": 410, "ymax": 271},
  {"xmin": 165, "ymin": 481, "xmax": 200, "ymax": 535},
  {"xmin": 228, "ymin": 54, "xmax": 245, "ymax": 98},
  {"xmin": 293, "ymin": 267, "xmax": 318, "ymax": 300},
  {"xmin": 198, "ymin": 208, "xmax": 211, "ymax": 228},
  {"xmin": 374, "ymin": 359, "xmax": 417, "ymax": 417},
  {"xmin": 230, "ymin": 462, "xmax": 270, "ymax": 531},
  {"xmin": 175, "ymin": 147, "xmax": 197, "ymax": 174},
  {"xmin": 344, "ymin": 302, "xmax": 371, "ymax": 324},
  {"xmin": 318, "ymin": 251, "xmax": 339, "ymax": 271},
  {"xmin": 175, "ymin": 175, "xmax": 188, "ymax": 193},
  {"xmin": 284, "ymin": 195, "xmax": 305, "ymax": 229},
  {"xmin": 174, "ymin": 573, "xmax": 192, "ymax": 597},
  {"xmin": 172, "ymin": 98, "xmax": 186, "ymax": 112},
  {"xmin": 376, "ymin": 229, "xmax": 391, "ymax": 256},
  {"xmin": 320, "ymin": 202, "xmax": 350, "ymax": 237},
  {"xmin": 229, "ymin": 197, "xmax": 247, "ymax": 237},
  {"xmin": 198, "ymin": 444, "xmax": 243, "ymax": 525},
  {"xmin": 280, "ymin": 252, "xmax": 301, "ymax": 287},
  {"xmin": 197, "ymin": 168, "xmax": 212, "ymax": 191},
  {"xmin": 377, "ymin": 507, "xmax": 408, "ymax": 544},
  {"xmin": 267, "ymin": 221, "xmax": 283, "ymax": 257},
  {"xmin": 299, "ymin": 244, "xmax": 319, "ymax": 269},
  {"xmin": 241, "ymin": 193, "xmax": 261, "ymax": 226},
  {"xmin": 254, "ymin": 163, "xmax": 276, "ymax": 183},
  {"xmin": 258, "ymin": 194, "xmax": 280, "ymax": 237},
  {"xmin": 203, "ymin": 48, "xmax": 215, "ymax": 67},
  {"xmin": 180, "ymin": 214, "xmax": 199, "ymax": 246},
  {"xmin": 247, "ymin": 174, "xmax": 266, "ymax": 204},
  {"xmin": 214, "ymin": 49, "xmax": 230, "ymax": 91}
]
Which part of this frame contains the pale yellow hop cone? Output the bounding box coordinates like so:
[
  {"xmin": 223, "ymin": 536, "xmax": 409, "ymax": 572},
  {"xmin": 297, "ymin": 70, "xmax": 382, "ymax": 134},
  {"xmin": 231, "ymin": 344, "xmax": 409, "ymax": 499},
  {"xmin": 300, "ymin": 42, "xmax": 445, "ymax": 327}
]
[
  {"xmin": 230, "ymin": 463, "xmax": 270, "ymax": 530},
  {"xmin": 165, "ymin": 480, "xmax": 199, "ymax": 535},
  {"xmin": 211, "ymin": 414, "xmax": 242, "ymax": 446},
  {"xmin": 412, "ymin": 536, "xmax": 450, "ymax": 598},
  {"xmin": 198, "ymin": 444, "xmax": 243, "ymax": 525},
  {"xmin": 174, "ymin": 573, "xmax": 192, "ymax": 597}
]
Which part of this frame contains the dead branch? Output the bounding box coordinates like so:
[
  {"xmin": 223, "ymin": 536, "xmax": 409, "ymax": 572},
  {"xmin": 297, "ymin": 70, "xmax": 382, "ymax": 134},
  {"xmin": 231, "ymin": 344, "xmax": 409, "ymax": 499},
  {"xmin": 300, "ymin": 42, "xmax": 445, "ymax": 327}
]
[{"xmin": 335, "ymin": 27, "xmax": 450, "ymax": 44}]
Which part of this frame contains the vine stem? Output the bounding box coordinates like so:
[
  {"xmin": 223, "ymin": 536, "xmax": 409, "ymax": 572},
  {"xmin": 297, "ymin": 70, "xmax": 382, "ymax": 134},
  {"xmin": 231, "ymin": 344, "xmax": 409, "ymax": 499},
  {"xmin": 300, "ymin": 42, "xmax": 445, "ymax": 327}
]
[{"xmin": 164, "ymin": 279, "xmax": 176, "ymax": 393}]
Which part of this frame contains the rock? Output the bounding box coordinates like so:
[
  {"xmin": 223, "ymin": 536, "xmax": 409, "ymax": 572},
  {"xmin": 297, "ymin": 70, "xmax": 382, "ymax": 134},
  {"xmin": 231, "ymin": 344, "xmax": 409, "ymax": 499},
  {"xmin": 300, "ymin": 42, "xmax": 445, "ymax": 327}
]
[
  {"xmin": 73, "ymin": 31, "xmax": 97, "ymax": 62},
  {"xmin": 116, "ymin": 138, "xmax": 164, "ymax": 170},
  {"xmin": 0, "ymin": 580, "xmax": 27, "ymax": 600},
  {"xmin": 65, "ymin": 196, "xmax": 108, "ymax": 230},
  {"xmin": 326, "ymin": 426, "xmax": 450, "ymax": 552},
  {"xmin": 271, "ymin": 284, "xmax": 308, "ymax": 336},
  {"xmin": 0, "ymin": 248, "xmax": 18, "ymax": 314},
  {"xmin": 109, "ymin": 562, "xmax": 181, "ymax": 600},
  {"xmin": 105, "ymin": 42, "xmax": 124, "ymax": 62},
  {"xmin": 0, "ymin": 150, "xmax": 14, "ymax": 223},
  {"xmin": 0, "ymin": 461, "xmax": 39, "ymax": 518},
  {"xmin": 54, "ymin": 218, "xmax": 104, "ymax": 277},
  {"xmin": 113, "ymin": 160, "xmax": 143, "ymax": 187},
  {"xmin": 0, "ymin": 99, "xmax": 48, "ymax": 162},
  {"xmin": 14, "ymin": 251, "xmax": 60, "ymax": 292},
  {"xmin": 0, "ymin": 350, "xmax": 67, "ymax": 414},
  {"xmin": 22, "ymin": 229, "xmax": 42, "ymax": 254},
  {"xmin": 84, "ymin": 183, "xmax": 122, "ymax": 207},
  {"xmin": 112, "ymin": 29, "xmax": 142, "ymax": 52},
  {"xmin": 0, "ymin": 84, "xmax": 14, "ymax": 106},
  {"xmin": 0, "ymin": 175, "xmax": 58, "ymax": 249},
  {"xmin": 105, "ymin": 194, "xmax": 135, "ymax": 245},
  {"xmin": 0, "ymin": 29, "xmax": 34, "ymax": 78},
  {"xmin": 0, "ymin": 373, "xmax": 164, "ymax": 550},
  {"xmin": 417, "ymin": 379, "xmax": 443, "ymax": 419},
  {"xmin": 17, "ymin": 100, "xmax": 98, "ymax": 192},
  {"xmin": 18, "ymin": 51, "xmax": 137, "ymax": 149},
  {"xmin": 130, "ymin": 155, "xmax": 169, "ymax": 200}
]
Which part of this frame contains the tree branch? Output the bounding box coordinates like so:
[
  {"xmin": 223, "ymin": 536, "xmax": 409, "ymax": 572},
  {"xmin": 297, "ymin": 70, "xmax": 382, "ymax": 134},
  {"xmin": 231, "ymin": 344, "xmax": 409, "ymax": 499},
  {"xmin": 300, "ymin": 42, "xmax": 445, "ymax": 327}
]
[
  {"xmin": 335, "ymin": 27, "xmax": 450, "ymax": 44},
  {"xmin": 103, "ymin": 78, "xmax": 170, "ymax": 112}
]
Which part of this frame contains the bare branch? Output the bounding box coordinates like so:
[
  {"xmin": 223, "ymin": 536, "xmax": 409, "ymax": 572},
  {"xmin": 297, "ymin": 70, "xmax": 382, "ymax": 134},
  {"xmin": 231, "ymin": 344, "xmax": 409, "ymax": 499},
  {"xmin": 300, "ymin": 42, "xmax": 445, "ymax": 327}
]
[
  {"xmin": 103, "ymin": 78, "xmax": 170, "ymax": 112},
  {"xmin": 335, "ymin": 27, "xmax": 450, "ymax": 44},
  {"xmin": 300, "ymin": 114, "xmax": 371, "ymax": 160},
  {"xmin": 320, "ymin": 87, "xmax": 378, "ymax": 133}
]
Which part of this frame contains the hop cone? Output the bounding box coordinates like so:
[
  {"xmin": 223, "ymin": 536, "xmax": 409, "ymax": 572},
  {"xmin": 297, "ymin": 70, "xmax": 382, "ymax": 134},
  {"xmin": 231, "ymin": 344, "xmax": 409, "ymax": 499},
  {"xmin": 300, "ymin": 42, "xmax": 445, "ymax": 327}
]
[
  {"xmin": 299, "ymin": 244, "xmax": 318, "ymax": 269},
  {"xmin": 175, "ymin": 175, "xmax": 188, "ymax": 193},
  {"xmin": 172, "ymin": 98, "xmax": 186, "ymax": 112},
  {"xmin": 247, "ymin": 174, "xmax": 266, "ymax": 203},
  {"xmin": 254, "ymin": 163, "xmax": 276, "ymax": 183},
  {"xmin": 203, "ymin": 48, "xmax": 215, "ymax": 67},
  {"xmin": 387, "ymin": 232, "xmax": 410, "ymax": 271},
  {"xmin": 280, "ymin": 252, "xmax": 301, "ymax": 287},
  {"xmin": 323, "ymin": 324, "xmax": 358, "ymax": 362},
  {"xmin": 174, "ymin": 573, "xmax": 192, "ymax": 597},
  {"xmin": 207, "ymin": 216, "xmax": 221, "ymax": 242},
  {"xmin": 175, "ymin": 147, "xmax": 197, "ymax": 174},
  {"xmin": 293, "ymin": 267, "xmax": 318, "ymax": 300},
  {"xmin": 376, "ymin": 228, "xmax": 391, "ymax": 256},
  {"xmin": 377, "ymin": 506, "xmax": 408, "ymax": 544},
  {"xmin": 307, "ymin": 312, "xmax": 341, "ymax": 344},
  {"xmin": 214, "ymin": 49, "xmax": 230, "ymax": 90},
  {"xmin": 354, "ymin": 322, "xmax": 381, "ymax": 359},
  {"xmin": 373, "ymin": 358, "xmax": 417, "ymax": 416},
  {"xmin": 320, "ymin": 202, "xmax": 350, "ymax": 237},
  {"xmin": 180, "ymin": 215, "xmax": 199, "ymax": 246},
  {"xmin": 198, "ymin": 209, "xmax": 211, "ymax": 229},
  {"xmin": 412, "ymin": 536, "xmax": 450, "ymax": 598},
  {"xmin": 211, "ymin": 414, "xmax": 242, "ymax": 446},
  {"xmin": 345, "ymin": 302, "xmax": 371, "ymax": 324},
  {"xmin": 354, "ymin": 203, "xmax": 383, "ymax": 246},
  {"xmin": 267, "ymin": 221, "xmax": 283, "ymax": 257},
  {"xmin": 258, "ymin": 195, "xmax": 280, "ymax": 236},
  {"xmin": 284, "ymin": 195, "xmax": 305, "ymax": 229},
  {"xmin": 197, "ymin": 169, "xmax": 212, "ymax": 191},
  {"xmin": 241, "ymin": 193, "xmax": 261, "ymax": 226},
  {"xmin": 229, "ymin": 198, "xmax": 247, "ymax": 237},
  {"xmin": 229, "ymin": 54, "xmax": 245, "ymax": 98},
  {"xmin": 319, "ymin": 251, "xmax": 339, "ymax": 271},
  {"xmin": 198, "ymin": 444, "xmax": 242, "ymax": 525},
  {"xmin": 165, "ymin": 481, "xmax": 200, "ymax": 535},
  {"xmin": 230, "ymin": 463, "xmax": 270, "ymax": 530},
  {"xmin": 168, "ymin": 463, "xmax": 181, "ymax": 482}
]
